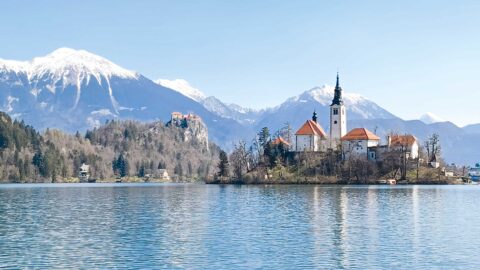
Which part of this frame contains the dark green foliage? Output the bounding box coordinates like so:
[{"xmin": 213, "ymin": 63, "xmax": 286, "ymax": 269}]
[
  {"xmin": 258, "ymin": 127, "xmax": 271, "ymax": 148},
  {"xmin": 0, "ymin": 111, "xmax": 221, "ymax": 183},
  {"xmin": 158, "ymin": 160, "xmax": 167, "ymax": 169},
  {"xmin": 85, "ymin": 130, "xmax": 95, "ymax": 142},
  {"xmin": 181, "ymin": 118, "xmax": 188, "ymax": 128},
  {"xmin": 137, "ymin": 163, "xmax": 146, "ymax": 177},
  {"xmin": 217, "ymin": 150, "xmax": 230, "ymax": 177},
  {"xmin": 31, "ymin": 144, "xmax": 63, "ymax": 180},
  {"xmin": 174, "ymin": 162, "xmax": 183, "ymax": 176},
  {"xmin": 113, "ymin": 153, "xmax": 129, "ymax": 177},
  {"xmin": 0, "ymin": 112, "xmax": 41, "ymax": 152},
  {"xmin": 32, "ymin": 151, "xmax": 45, "ymax": 176}
]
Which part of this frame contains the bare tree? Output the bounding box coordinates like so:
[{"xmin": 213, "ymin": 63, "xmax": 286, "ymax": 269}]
[
  {"xmin": 230, "ymin": 141, "xmax": 250, "ymax": 180},
  {"xmin": 425, "ymin": 133, "xmax": 441, "ymax": 162}
]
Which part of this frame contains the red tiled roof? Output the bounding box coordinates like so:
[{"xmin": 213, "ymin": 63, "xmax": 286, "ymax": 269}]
[
  {"xmin": 295, "ymin": 120, "xmax": 327, "ymax": 138},
  {"xmin": 272, "ymin": 137, "xmax": 291, "ymax": 146},
  {"xmin": 390, "ymin": 135, "xmax": 417, "ymax": 146},
  {"xmin": 341, "ymin": 128, "xmax": 380, "ymax": 141}
]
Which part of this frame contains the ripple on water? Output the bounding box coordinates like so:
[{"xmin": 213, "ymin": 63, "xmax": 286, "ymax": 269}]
[{"xmin": 0, "ymin": 184, "xmax": 479, "ymax": 269}]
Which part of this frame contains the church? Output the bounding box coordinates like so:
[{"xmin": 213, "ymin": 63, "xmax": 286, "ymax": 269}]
[
  {"xmin": 294, "ymin": 73, "xmax": 347, "ymax": 152},
  {"xmin": 291, "ymin": 73, "xmax": 420, "ymax": 161}
]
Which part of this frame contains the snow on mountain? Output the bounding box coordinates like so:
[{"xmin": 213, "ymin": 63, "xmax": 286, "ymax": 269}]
[
  {"xmin": 254, "ymin": 84, "xmax": 398, "ymax": 140},
  {"xmin": 419, "ymin": 112, "xmax": 446, "ymax": 124},
  {"xmin": 1, "ymin": 48, "xmax": 478, "ymax": 163},
  {"xmin": 277, "ymin": 85, "xmax": 396, "ymax": 119},
  {"xmin": 155, "ymin": 79, "xmax": 206, "ymax": 102},
  {"xmin": 155, "ymin": 78, "xmax": 262, "ymax": 124},
  {"xmin": 0, "ymin": 48, "xmax": 253, "ymax": 148},
  {"xmin": 1, "ymin": 48, "xmax": 138, "ymax": 86},
  {"xmin": 0, "ymin": 59, "xmax": 28, "ymax": 74},
  {"xmin": 199, "ymin": 96, "xmax": 262, "ymax": 124},
  {"xmin": 0, "ymin": 48, "xmax": 141, "ymax": 113}
]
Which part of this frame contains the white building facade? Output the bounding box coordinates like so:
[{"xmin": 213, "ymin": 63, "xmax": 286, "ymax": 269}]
[
  {"xmin": 387, "ymin": 135, "xmax": 419, "ymax": 159},
  {"xmin": 295, "ymin": 112, "xmax": 328, "ymax": 152},
  {"xmin": 341, "ymin": 128, "xmax": 381, "ymax": 160}
]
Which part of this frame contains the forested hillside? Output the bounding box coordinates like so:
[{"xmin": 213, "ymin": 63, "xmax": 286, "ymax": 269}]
[{"xmin": 0, "ymin": 111, "xmax": 220, "ymax": 183}]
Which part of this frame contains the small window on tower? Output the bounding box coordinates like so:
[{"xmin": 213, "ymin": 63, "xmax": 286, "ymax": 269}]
[
  {"xmin": 333, "ymin": 108, "xmax": 339, "ymax": 115},
  {"xmin": 334, "ymin": 121, "xmax": 338, "ymax": 124}
]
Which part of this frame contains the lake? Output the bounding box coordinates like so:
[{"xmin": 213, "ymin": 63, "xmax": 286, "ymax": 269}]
[{"xmin": 0, "ymin": 183, "xmax": 479, "ymax": 269}]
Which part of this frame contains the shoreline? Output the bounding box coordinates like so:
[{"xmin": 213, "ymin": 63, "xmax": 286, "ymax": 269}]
[
  {"xmin": 206, "ymin": 176, "xmax": 463, "ymax": 185},
  {"xmin": 0, "ymin": 178, "xmax": 467, "ymax": 185}
]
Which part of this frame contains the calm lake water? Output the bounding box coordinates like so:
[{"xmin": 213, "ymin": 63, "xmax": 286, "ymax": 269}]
[{"xmin": 0, "ymin": 183, "xmax": 479, "ymax": 269}]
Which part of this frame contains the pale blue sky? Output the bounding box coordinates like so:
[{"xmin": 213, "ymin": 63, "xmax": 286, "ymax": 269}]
[{"xmin": 1, "ymin": 0, "xmax": 480, "ymax": 126}]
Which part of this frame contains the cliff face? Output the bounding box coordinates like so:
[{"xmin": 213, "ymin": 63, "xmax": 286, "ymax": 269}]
[
  {"xmin": 167, "ymin": 114, "xmax": 209, "ymax": 149},
  {"xmin": 183, "ymin": 118, "xmax": 209, "ymax": 148}
]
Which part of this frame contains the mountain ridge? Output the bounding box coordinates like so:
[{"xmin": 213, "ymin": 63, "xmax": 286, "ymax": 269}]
[{"xmin": 0, "ymin": 48, "xmax": 478, "ymax": 164}]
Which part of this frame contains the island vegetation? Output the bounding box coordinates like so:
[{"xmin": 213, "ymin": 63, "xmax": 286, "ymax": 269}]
[{"xmin": 209, "ymin": 125, "xmax": 466, "ymax": 185}]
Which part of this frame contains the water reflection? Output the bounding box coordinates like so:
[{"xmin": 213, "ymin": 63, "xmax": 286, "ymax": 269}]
[{"xmin": 0, "ymin": 184, "xmax": 480, "ymax": 269}]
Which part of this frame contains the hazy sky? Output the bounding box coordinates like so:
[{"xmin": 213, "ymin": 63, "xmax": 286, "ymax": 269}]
[{"xmin": 1, "ymin": 0, "xmax": 479, "ymax": 126}]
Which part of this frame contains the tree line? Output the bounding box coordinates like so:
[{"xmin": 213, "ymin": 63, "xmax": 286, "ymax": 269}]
[
  {"xmin": 0, "ymin": 111, "xmax": 220, "ymax": 183},
  {"xmin": 214, "ymin": 124, "xmax": 445, "ymax": 184}
]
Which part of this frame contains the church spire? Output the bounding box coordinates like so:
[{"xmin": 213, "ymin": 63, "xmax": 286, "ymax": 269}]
[
  {"xmin": 312, "ymin": 110, "xmax": 318, "ymax": 123},
  {"xmin": 336, "ymin": 72, "xmax": 340, "ymax": 88},
  {"xmin": 331, "ymin": 72, "xmax": 344, "ymax": 106}
]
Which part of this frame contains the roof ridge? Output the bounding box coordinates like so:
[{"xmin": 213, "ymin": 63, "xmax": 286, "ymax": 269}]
[{"xmin": 295, "ymin": 120, "xmax": 327, "ymax": 138}]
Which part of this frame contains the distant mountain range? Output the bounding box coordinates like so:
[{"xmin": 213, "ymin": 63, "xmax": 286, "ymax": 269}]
[
  {"xmin": 157, "ymin": 79, "xmax": 263, "ymax": 125},
  {"xmin": 0, "ymin": 48, "xmax": 478, "ymax": 165},
  {"xmin": 0, "ymin": 48, "xmax": 250, "ymax": 144},
  {"xmin": 419, "ymin": 112, "xmax": 446, "ymax": 124}
]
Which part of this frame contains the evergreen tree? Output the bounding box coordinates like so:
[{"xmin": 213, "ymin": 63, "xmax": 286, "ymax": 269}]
[
  {"xmin": 174, "ymin": 162, "xmax": 183, "ymax": 176},
  {"xmin": 181, "ymin": 118, "xmax": 188, "ymax": 128},
  {"xmin": 113, "ymin": 153, "xmax": 129, "ymax": 177},
  {"xmin": 138, "ymin": 163, "xmax": 145, "ymax": 177},
  {"xmin": 32, "ymin": 151, "xmax": 45, "ymax": 176},
  {"xmin": 217, "ymin": 150, "xmax": 230, "ymax": 177},
  {"xmin": 264, "ymin": 142, "xmax": 276, "ymax": 168},
  {"xmin": 85, "ymin": 130, "xmax": 94, "ymax": 142},
  {"xmin": 258, "ymin": 127, "xmax": 271, "ymax": 148},
  {"xmin": 158, "ymin": 160, "xmax": 167, "ymax": 170}
]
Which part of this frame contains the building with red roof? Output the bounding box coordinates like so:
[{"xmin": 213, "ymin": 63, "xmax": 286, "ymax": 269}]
[
  {"xmin": 341, "ymin": 128, "xmax": 381, "ymax": 160},
  {"xmin": 294, "ymin": 111, "xmax": 328, "ymax": 152},
  {"xmin": 272, "ymin": 137, "xmax": 291, "ymax": 147},
  {"xmin": 291, "ymin": 74, "xmax": 420, "ymax": 162},
  {"xmin": 387, "ymin": 134, "xmax": 419, "ymax": 159}
]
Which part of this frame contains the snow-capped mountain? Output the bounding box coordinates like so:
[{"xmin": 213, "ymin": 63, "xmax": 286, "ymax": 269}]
[
  {"xmin": 1, "ymin": 47, "xmax": 138, "ymax": 88},
  {"xmin": 155, "ymin": 78, "xmax": 262, "ymax": 124},
  {"xmin": 200, "ymin": 96, "xmax": 263, "ymax": 124},
  {"xmin": 0, "ymin": 48, "xmax": 139, "ymax": 118},
  {"xmin": 1, "ymin": 48, "xmax": 478, "ymax": 164},
  {"xmin": 419, "ymin": 112, "xmax": 446, "ymax": 124},
  {"xmin": 254, "ymin": 85, "xmax": 397, "ymax": 134},
  {"xmin": 155, "ymin": 79, "xmax": 206, "ymax": 102},
  {"xmin": 298, "ymin": 85, "xmax": 395, "ymax": 119},
  {"xmin": 0, "ymin": 48, "xmax": 250, "ymax": 144}
]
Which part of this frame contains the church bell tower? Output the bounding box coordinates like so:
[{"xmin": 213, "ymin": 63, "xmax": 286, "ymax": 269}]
[{"xmin": 330, "ymin": 73, "xmax": 347, "ymax": 147}]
